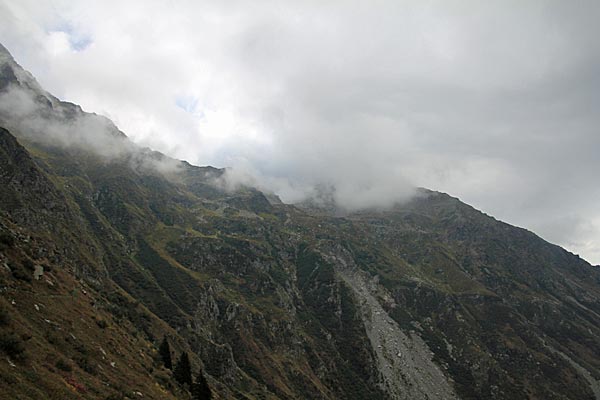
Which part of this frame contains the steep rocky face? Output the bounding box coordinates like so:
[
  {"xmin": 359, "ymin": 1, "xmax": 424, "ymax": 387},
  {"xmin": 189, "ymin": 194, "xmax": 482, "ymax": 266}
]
[
  {"xmin": 324, "ymin": 245, "xmax": 458, "ymax": 400},
  {"xmin": 1, "ymin": 43, "xmax": 599, "ymax": 400},
  {"xmin": 340, "ymin": 193, "xmax": 600, "ymax": 399}
]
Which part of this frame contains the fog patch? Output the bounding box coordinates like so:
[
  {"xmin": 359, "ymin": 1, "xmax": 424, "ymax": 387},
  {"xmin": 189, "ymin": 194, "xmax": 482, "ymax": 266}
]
[
  {"xmin": 213, "ymin": 160, "xmax": 417, "ymax": 211},
  {"xmin": 211, "ymin": 164, "xmax": 314, "ymax": 203},
  {"xmin": 0, "ymin": 84, "xmax": 182, "ymax": 176}
]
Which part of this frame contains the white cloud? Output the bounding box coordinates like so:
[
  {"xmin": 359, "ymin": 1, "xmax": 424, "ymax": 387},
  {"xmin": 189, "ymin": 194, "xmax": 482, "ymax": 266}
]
[{"xmin": 1, "ymin": 0, "xmax": 599, "ymax": 263}]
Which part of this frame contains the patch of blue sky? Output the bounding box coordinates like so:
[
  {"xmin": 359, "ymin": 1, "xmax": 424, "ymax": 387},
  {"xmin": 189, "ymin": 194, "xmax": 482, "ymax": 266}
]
[
  {"xmin": 49, "ymin": 20, "xmax": 92, "ymax": 52},
  {"xmin": 69, "ymin": 35, "xmax": 92, "ymax": 51},
  {"xmin": 175, "ymin": 95, "xmax": 200, "ymax": 114}
]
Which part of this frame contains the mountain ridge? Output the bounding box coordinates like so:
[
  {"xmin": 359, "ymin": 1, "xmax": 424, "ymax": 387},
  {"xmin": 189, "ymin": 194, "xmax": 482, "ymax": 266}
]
[{"xmin": 1, "ymin": 43, "xmax": 599, "ymax": 400}]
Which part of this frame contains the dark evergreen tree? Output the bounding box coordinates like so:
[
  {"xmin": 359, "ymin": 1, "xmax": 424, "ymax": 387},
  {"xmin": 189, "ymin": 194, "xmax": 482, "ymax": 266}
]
[
  {"xmin": 159, "ymin": 336, "xmax": 172, "ymax": 370},
  {"xmin": 192, "ymin": 371, "xmax": 212, "ymax": 400},
  {"xmin": 173, "ymin": 351, "xmax": 192, "ymax": 387}
]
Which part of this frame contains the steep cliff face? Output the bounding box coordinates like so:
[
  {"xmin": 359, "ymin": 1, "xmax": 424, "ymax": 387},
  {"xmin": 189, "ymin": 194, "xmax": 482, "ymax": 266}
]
[
  {"xmin": 343, "ymin": 194, "xmax": 600, "ymax": 399},
  {"xmin": 1, "ymin": 44, "xmax": 599, "ymax": 400}
]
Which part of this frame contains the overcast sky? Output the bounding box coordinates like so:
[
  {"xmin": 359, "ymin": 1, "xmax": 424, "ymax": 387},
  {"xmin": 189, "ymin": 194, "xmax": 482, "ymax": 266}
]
[{"xmin": 1, "ymin": 0, "xmax": 599, "ymax": 264}]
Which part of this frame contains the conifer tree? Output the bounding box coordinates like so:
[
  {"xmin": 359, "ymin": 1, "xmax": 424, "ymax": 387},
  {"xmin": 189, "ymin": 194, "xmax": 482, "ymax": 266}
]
[
  {"xmin": 159, "ymin": 336, "xmax": 172, "ymax": 370},
  {"xmin": 192, "ymin": 371, "xmax": 212, "ymax": 400},
  {"xmin": 173, "ymin": 351, "xmax": 192, "ymax": 387}
]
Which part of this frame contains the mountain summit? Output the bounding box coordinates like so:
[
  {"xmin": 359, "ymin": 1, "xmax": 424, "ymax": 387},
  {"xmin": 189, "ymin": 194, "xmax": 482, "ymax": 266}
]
[{"xmin": 1, "ymin": 44, "xmax": 599, "ymax": 399}]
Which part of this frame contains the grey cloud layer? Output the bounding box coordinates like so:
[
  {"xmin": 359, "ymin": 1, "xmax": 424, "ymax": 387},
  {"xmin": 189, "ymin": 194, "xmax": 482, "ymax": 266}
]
[{"xmin": 0, "ymin": 0, "xmax": 599, "ymax": 263}]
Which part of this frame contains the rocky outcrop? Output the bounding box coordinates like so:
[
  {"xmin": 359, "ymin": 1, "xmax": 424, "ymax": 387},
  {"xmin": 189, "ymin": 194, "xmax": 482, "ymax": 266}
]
[{"xmin": 321, "ymin": 245, "xmax": 458, "ymax": 399}]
